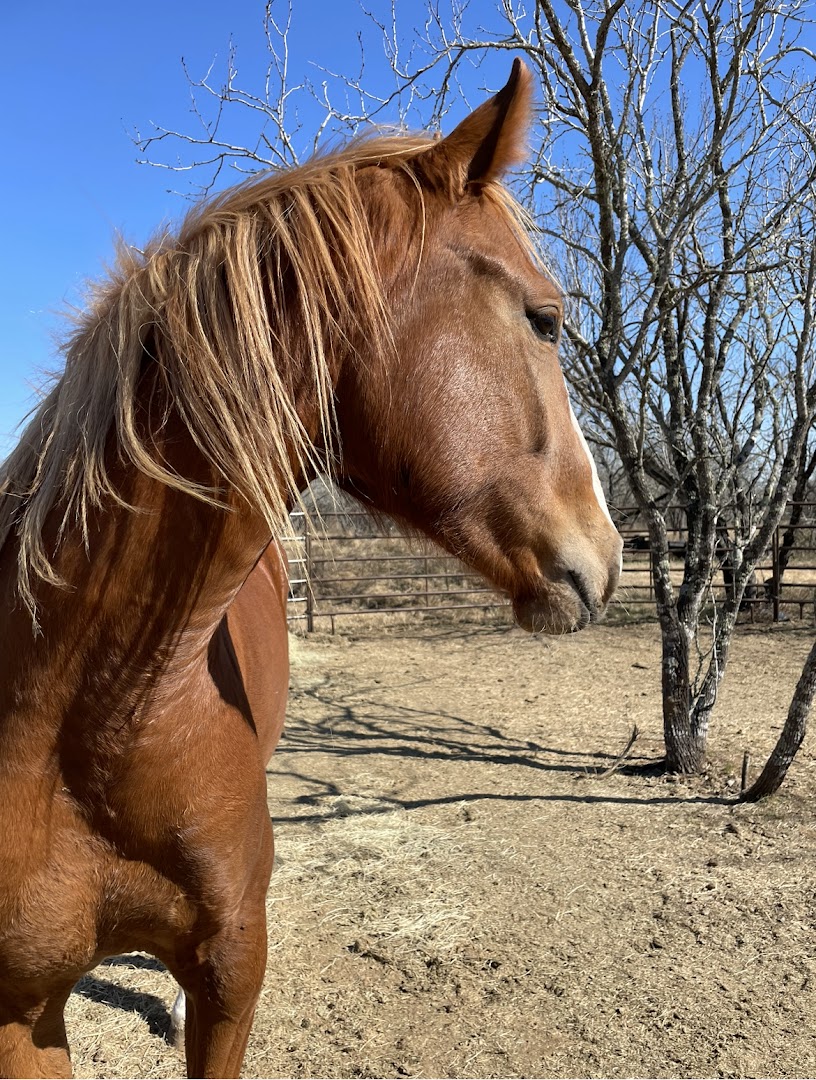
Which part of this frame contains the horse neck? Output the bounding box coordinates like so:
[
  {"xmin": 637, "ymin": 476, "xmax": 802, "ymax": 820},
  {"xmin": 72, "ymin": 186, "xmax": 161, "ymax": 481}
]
[
  {"xmin": 2, "ymin": 289, "xmax": 339, "ymax": 722},
  {"xmin": 2, "ymin": 436, "xmax": 276, "ymax": 727}
]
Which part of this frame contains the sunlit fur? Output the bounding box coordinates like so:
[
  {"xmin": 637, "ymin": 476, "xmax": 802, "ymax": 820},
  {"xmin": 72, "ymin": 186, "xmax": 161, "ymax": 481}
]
[
  {"xmin": 0, "ymin": 62, "xmax": 622, "ymax": 1080},
  {"xmin": 0, "ymin": 137, "xmax": 545, "ymax": 627}
]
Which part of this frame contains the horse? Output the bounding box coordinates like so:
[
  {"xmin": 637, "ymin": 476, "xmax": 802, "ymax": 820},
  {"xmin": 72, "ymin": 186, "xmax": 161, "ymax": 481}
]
[{"xmin": 0, "ymin": 60, "xmax": 622, "ymax": 1078}]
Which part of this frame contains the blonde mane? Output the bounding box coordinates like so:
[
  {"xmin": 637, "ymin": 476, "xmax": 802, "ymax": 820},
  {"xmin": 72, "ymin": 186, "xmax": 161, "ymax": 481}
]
[{"xmin": 0, "ymin": 134, "xmax": 542, "ymax": 621}]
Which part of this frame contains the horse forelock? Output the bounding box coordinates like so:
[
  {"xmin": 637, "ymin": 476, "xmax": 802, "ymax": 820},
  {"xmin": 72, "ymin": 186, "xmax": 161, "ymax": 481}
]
[{"xmin": 0, "ymin": 132, "xmax": 542, "ymax": 622}]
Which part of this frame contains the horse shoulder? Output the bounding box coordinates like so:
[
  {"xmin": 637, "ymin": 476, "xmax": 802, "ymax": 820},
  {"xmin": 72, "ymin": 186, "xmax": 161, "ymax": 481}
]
[{"xmin": 221, "ymin": 543, "xmax": 290, "ymax": 762}]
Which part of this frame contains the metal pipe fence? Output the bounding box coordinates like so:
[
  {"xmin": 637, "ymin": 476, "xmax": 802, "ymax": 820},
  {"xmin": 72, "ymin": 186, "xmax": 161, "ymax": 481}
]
[{"xmin": 283, "ymin": 504, "xmax": 816, "ymax": 630}]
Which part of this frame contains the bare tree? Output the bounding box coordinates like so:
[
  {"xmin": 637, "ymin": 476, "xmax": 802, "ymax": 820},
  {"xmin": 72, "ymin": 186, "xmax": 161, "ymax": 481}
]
[
  {"xmin": 133, "ymin": 2, "xmax": 329, "ymax": 193},
  {"xmin": 135, "ymin": 0, "xmax": 816, "ymax": 779},
  {"xmin": 132, "ymin": 1, "xmax": 440, "ymax": 194},
  {"xmin": 741, "ymin": 634, "xmax": 816, "ymax": 799}
]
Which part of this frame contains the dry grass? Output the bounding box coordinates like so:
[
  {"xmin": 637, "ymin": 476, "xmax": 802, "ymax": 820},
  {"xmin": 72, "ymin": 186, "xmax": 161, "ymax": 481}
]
[
  {"xmin": 67, "ymin": 618, "xmax": 816, "ymax": 1079},
  {"xmin": 270, "ymin": 808, "xmax": 475, "ymax": 956}
]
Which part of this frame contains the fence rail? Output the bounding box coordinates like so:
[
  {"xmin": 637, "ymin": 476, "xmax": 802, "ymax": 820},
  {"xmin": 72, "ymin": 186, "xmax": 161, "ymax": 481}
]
[{"xmin": 283, "ymin": 505, "xmax": 816, "ymax": 629}]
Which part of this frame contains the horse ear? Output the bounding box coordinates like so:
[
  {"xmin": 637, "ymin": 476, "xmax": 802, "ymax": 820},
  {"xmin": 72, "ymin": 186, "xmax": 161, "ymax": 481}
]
[{"xmin": 418, "ymin": 59, "xmax": 533, "ymax": 196}]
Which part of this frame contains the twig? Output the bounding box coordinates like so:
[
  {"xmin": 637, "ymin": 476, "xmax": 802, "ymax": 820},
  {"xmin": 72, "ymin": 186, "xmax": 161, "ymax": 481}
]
[
  {"xmin": 741, "ymin": 750, "xmax": 750, "ymax": 792},
  {"xmin": 597, "ymin": 724, "xmax": 639, "ymax": 779}
]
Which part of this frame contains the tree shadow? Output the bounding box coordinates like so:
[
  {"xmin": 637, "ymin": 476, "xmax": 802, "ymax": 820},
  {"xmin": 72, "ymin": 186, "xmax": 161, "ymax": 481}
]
[
  {"xmin": 282, "ymin": 677, "xmax": 612, "ymax": 771},
  {"xmin": 616, "ymin": 759, "xmax": 670, "ymax": 778},
  {"xmin": 268, "ymin": 677, "xmax": 730, "ymax": 822},
  {"xmin": 269, "ymin": 777, "xmax": 730, "ymax": 826}
]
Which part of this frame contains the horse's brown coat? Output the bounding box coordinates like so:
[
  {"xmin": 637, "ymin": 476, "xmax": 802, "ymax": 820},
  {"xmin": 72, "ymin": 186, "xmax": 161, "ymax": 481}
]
[{"xmin": 0, "ymin": 62, "xmax": 621, "ymax": 1078}]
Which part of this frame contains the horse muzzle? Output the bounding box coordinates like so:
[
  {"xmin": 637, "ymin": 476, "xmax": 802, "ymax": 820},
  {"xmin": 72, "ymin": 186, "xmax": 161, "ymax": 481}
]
[{"xmin": 512, "ymin": 551, "xmax": 621, "ymax": 635}]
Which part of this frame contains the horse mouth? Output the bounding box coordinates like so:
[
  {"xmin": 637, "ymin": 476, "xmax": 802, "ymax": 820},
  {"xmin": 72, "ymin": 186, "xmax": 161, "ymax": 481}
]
[{"xmin": 511, "ymin": 570, "xmax": 599, "ymax": 635}]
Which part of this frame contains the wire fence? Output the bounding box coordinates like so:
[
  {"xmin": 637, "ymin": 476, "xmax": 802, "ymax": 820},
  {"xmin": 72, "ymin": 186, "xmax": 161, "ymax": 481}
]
[{"xmin": 283, "ymin": 504, "xmax": 816, "ymax": 630}]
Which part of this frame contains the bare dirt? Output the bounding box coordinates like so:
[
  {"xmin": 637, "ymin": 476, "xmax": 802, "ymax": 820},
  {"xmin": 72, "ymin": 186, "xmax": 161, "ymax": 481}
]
[{"xmin": 67, "ymin": 617, "xmax": 816, "ymax": 1079}]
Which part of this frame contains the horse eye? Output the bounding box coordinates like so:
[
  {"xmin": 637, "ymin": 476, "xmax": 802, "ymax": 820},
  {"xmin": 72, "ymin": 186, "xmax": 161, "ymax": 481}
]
[{"xmin": 528, "ymin": 310, "xmax": 559, "ymax": 343}]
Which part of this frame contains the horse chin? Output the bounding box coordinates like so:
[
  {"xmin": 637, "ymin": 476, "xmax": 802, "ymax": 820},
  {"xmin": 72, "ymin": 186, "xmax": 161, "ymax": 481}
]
[{"xmin": 512, "ymin": 587, "xmax": 591, "ymax": 636}]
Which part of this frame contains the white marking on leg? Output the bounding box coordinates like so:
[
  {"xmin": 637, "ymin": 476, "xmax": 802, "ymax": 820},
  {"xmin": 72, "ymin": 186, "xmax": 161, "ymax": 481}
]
[{"xmin": 169, "ymin": 987, "xmax": 186, "ymax": 1050}]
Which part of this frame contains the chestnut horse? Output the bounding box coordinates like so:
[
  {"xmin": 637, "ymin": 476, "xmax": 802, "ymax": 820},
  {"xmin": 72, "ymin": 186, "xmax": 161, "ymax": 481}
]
[{"xmin": 0, "ymin": 61, "xmax": 621, "ymax": 1078}]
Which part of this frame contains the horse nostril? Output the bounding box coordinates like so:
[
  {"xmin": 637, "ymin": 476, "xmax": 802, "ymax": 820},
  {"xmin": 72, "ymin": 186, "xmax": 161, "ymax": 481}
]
[{"xmin": 566, "ymin": 570, "xmax": 598, "ymax": 617}]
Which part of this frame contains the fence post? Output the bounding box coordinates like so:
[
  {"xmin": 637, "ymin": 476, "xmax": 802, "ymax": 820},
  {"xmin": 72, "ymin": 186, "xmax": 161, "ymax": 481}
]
[
  {"xmin": 772, "ymin": 525, "xmax": 780, "ymax": 624},
  {"xmin": 304, "ymin": 514, "xmax": 315, "ymax": 633}
]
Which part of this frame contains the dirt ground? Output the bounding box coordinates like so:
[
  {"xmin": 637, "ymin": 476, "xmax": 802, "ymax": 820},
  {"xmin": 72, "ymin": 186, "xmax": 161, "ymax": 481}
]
[{"xmin": 67, "ymin": 616, "xmax": 816, "ymax": 1079}]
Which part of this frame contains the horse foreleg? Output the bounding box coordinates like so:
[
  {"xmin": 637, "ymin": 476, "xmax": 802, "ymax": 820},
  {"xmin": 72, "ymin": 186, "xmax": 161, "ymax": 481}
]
[
  {"xmin": 0, "ymin": 985, "xmax": 73, "ymax": 1079},
  {"xmin": 175, "ymin": 913, "xmax": 268, "ymax": 1079},
  {"xmin": 171, "ymin": 815, "xmax": 273, "ymax": 1080}
]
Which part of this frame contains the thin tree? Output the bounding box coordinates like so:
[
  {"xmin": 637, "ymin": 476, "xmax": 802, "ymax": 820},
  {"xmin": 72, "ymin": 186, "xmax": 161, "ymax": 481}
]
[{"xmin": 741, "ymin": 635, "xmax": 816, "ymax": 799}]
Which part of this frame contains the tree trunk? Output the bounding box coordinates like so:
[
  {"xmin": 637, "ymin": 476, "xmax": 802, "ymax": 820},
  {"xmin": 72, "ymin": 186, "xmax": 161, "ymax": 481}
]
[
  {"xmin": 659, "ymin": 611, "xmax": 704, "ymax": 772},
  {"xmin": 741, "ymin": 636, "xmax": 816, "ymax": 801},
  {"xmin": 687, "ymin": 602, "xmax": 739, "ymax": 763}
]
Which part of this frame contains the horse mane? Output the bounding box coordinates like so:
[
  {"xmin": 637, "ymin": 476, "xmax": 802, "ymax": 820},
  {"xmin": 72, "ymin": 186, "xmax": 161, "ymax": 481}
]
[{"xmin": 0, "ymin": 132, "xmax": 543, "ymax": 622}]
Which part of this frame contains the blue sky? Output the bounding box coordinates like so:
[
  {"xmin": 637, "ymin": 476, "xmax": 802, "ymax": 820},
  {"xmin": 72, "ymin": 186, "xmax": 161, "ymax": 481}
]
[{"xmin": 1, "ymin": 0, "xmax": 512, "ymax": 458}]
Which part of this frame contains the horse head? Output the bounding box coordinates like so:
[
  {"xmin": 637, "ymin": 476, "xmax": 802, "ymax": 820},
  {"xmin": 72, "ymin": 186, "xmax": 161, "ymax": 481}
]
[{"xmin": 333, "ymin": 61, "xmax": 623, "ymax": 633}]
